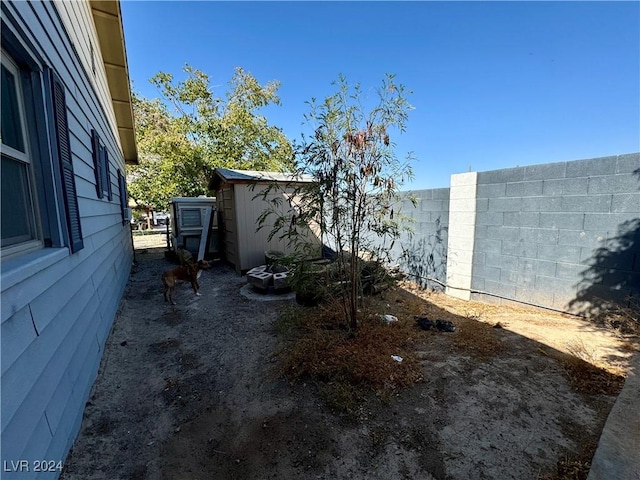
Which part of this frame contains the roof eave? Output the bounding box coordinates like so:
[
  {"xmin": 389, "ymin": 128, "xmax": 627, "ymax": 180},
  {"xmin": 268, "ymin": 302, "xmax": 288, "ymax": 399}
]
[{"xmin": 90, "ymin": 0, "xmax": 138, "ymax": 164}]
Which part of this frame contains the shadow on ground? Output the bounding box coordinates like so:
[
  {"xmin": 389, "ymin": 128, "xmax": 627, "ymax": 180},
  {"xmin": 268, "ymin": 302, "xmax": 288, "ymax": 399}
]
[{"xmin": 60, "ymin": 237, "xmax": 630, "ymax": 480}]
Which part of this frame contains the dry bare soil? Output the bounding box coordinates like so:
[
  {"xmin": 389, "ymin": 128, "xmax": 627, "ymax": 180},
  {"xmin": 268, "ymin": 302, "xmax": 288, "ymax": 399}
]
[{"xmin": 61, "ymin": 234, "xmax": 637, "ymax": 480}]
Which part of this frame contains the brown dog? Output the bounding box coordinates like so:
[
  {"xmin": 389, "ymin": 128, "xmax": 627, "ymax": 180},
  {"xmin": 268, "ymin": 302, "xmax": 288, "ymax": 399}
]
[{"xmin": 162, "ymin": 260, "xmax": 210, "ymax": 305}]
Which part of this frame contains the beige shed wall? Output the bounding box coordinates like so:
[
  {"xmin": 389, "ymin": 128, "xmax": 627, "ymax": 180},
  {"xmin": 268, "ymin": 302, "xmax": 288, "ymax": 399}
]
[{"xmin": 233, "ymin": 184, "xmax": 321, "ymax": 272}]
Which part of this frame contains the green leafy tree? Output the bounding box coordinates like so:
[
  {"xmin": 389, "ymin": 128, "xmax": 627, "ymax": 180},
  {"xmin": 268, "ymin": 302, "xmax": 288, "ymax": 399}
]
[
  {"xmin": 127, "ymin": 65, "xmax": 293, "ymax": 212},
  {"xmin": 127, "ymin": 94, "xmax": 197, "ymax": 213},
  {"xmin": 260, "ymin": 74, "xmax": 416, "ymax": 330}
]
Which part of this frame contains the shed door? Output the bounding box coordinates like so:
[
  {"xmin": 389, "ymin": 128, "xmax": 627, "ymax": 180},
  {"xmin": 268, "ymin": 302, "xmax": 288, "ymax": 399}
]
[{"xmin": 220, "ymin": 186, "xmax": 238, "ymax": 268}]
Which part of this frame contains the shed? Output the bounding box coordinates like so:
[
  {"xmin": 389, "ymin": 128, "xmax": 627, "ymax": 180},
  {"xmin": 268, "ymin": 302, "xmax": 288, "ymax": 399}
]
[
  {"xmin": 208, "ymin": 168, "xmax": 321, "ymax": 274},
  {"xmin": 169, "ymin": 196, "xmax": 219, "ymax": 259}
]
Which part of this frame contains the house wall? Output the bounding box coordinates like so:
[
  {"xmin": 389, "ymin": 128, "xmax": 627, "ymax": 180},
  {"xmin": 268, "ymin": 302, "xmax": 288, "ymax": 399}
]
[
  {"xmin": 54, "ymin": 0, "xmax": 119, "ymax": 144},
  {"xmin": 393, "ymin": 153, "xmax": 639, "ymax": 313},
  {"xmin": 1, "ymin": 1, "xmax": 133, "ymax": 477}
]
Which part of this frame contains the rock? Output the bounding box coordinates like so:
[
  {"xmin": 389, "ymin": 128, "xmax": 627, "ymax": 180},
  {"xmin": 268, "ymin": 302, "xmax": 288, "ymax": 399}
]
[
  {"xmin": 417, "ymin": 316, "xmax": 455, "ymax": 332},
  {"xmin": 435, "ymin": 319, "xmax": 455, "ymax": 332},
  {"xmin": 381, "ymin": 314, "xmax": 398, "ymax": 324},
  {"xmin": 415, "ymin": 316, "xmax": 434, "ymax": 330}
]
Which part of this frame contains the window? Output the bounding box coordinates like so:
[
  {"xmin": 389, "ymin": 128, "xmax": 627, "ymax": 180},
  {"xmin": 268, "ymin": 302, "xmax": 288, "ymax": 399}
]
[
  {"xmin": 181, "ymin": 208, "xmax": 202, "ymax": 228},
  {"xmin": 1, "ymin": 50, "xmax": 41, "ymax": 254},
  {"xmin": 0, "ymin": 40, "xmax": 83, "ymax": 258}
]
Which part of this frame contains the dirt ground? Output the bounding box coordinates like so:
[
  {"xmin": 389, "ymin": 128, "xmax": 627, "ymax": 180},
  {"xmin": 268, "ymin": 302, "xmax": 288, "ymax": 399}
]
[{"xmin": 60, "ymin": 233, "xmax": 637, "ymax": 480}]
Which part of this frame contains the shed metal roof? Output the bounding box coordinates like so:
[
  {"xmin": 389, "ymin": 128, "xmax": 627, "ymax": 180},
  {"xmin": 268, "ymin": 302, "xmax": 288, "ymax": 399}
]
[{"xmin": 209, "ymin": 168, "xmax": 315, "ymax": 190}]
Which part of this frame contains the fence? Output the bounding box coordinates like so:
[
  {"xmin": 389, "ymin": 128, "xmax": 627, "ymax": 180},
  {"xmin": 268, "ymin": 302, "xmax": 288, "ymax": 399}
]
[{"xmin": 394, "ymin": 153, "xmax": 640, "ymax": 314}]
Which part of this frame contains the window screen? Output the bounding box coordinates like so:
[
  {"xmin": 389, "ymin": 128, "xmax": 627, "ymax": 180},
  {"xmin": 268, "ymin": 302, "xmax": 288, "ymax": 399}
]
[{"xmin": 181, "ymin": 208, "xmax": 202, "ymax": 227}]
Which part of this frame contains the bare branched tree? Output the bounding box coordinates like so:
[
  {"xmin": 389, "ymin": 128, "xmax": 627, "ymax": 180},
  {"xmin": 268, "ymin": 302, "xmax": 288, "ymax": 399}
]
[{"xmin": 259, "ymin": 74, "xmax": 416, "ymax": 331}]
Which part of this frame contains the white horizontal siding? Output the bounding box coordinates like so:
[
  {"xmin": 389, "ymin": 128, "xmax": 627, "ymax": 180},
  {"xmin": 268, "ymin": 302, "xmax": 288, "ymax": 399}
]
[
  {"xmin": 43, "ymin": 369, "xmax": 75, "ymax": 445},
  {"xmin": 89, "ymin": 221, "xmax": 127, "ymax": 252},
  {"xmin": 1, "ymin": 244, "xmax": 92, "ymax": 321},
  {"xmin": 13, "ymin": 0, "xmax": 126, "ymax": 190},
  {"xmin": 29, "ymin": 264, "xmax": 94, "ymax": 333},
  {"xmin": 81, "ymin": 210, "xmax": 123, "ymax": 238},
  {"xmin": 46, "ymin": 299, "xmax": 102, "ymax": 436},
  {"xmin": 92, "ymin": 232, "xmax": 126, "ymax": 302},
  {"xmin": 43, "ymin": 338, "xmax": 100, "ymax": 478},
  {"xmin": 29, "ymin": 1, "xmax": 122, "ymax": 165},
  {"xmin": 55, "ymin": 0, "xmax": 119, "ymax": 145},
  {"xmin": 5, "ymin": 0, "xmax": 128, "ymax": 226},
  {"xmin": 74, "ymin": 178, "xmax": 100, "ymax": 205},
  {"xmin": 37, "ymin": 297, "xmax": 102, "ymax": 480},
  {"xmin": 6, "ymin": 415, "xmax": 54, "ymax": 480},
  {"xmin": 2, "ymin": 279, "xmax": 95, "ymax": 454},
  {"xmin": 0, "ymin": 306, "xmax": 37, "ymax": 377}
]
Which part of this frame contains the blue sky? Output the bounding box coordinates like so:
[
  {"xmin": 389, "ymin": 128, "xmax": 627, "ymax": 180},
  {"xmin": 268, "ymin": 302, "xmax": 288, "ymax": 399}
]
[{"xmin": 121, "ymin": 1, "xmax": 640, "ymax": 190}]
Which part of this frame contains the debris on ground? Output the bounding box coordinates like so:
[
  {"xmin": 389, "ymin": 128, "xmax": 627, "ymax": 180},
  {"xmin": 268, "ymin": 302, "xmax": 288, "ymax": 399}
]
[
  {"xmin": 59, "ymin": 234, "xmax": 636, "ymax": 480},
  {"xmin": 415, "ymin": 316, "xmax": 456, "ymax": 332},
  {"xmin": 381, "ymin": 314, "xmax": 399, "ymax": 324}
]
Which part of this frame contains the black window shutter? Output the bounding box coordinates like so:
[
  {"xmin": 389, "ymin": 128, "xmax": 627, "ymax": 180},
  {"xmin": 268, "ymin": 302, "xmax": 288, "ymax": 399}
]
[
  {"xmin": 51, "ymin": 72, "xmax": 84, "ymax": 253},
  {"xmin": 91, "ymin": 128, "xmax": 103, "ymax": 198},
  {"xmin": 104, "ymin": 148, "xmax": 113, "ymax": 201},
  {"xmin": 118, "ymin": 169, "xmax": 127, "ymax": 224}
]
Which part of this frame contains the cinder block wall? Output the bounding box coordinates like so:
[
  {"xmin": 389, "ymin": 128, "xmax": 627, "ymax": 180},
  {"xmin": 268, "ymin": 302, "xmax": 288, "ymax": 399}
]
[
  {"xmin": 393, "ymin": 189, "xmax": 450, "ymax": 290},
  {"xmin": 379, "ymin": 153, "xmax": 638, "ymax": 313},
  {"xmin": 470, "ymin": 153, "xmax": 640, "ymax": 311}
]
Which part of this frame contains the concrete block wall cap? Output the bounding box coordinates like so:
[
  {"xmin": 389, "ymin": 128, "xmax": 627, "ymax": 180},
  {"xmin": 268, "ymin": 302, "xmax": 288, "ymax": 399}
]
[
  {"xmin": 450, "ymin": 171, "xmax": 478, "ymax": 187},
  {"xmin": 247, "ymin": 271, "xmax": 273, "ymax": 282},
  {"xmin": 247, "ymin": 274, "xmax": 272, "ymax": 289},
  {"xmin": 273, "ymin": 275, "xmax": 289, "ymax": 290}
]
